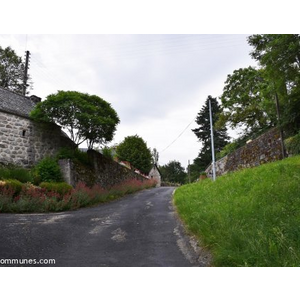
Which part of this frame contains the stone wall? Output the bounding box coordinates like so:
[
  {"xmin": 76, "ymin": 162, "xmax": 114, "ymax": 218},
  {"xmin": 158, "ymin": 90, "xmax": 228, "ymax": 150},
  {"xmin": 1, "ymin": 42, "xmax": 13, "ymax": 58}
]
[
  {"xmin": 28, "ymin": 121, "xmax": 75, "ymax": 165},
  {"xmin": 206, "ymin": 128, "xmax": 283, "ymax": 178},
  {"xmin": 149, "ymin": 165, "xmax": 161, "ymax": 187},
  {"xmin": 0, "ymin": 110, "xmax": 75, "ymax": 167},
  {"xmin": 59, "ymin": 150, "xmax": 149, "ymax": 188}
]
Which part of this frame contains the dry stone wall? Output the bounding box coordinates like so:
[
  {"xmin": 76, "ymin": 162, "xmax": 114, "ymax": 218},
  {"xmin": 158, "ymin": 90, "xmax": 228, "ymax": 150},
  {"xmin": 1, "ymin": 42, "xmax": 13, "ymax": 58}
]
[
  {"xmin": 0, "ymin": 110, "xmax": 75, "ymax": 167},
  {"xmin": 59, "ymin": 150, "xmax": 149, "ymax": 188},
  {"xmin": 206, "ymin": 128, "xmax": 283, "ymax": 178}
]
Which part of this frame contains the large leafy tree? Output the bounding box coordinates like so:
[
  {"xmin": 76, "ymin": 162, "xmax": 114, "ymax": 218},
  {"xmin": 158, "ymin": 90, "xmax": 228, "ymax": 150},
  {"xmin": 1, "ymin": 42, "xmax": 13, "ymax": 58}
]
[
  {"xmin": 248, "ymin": 34, "xmax": 300, "ymax": 134},
  {"xmin": 30, "ymin": 90, "xmax": 120, "ymax": 149},
  {"xmin": 116, "ymin": 135, "xmax": 152, "ymax": 174},
  {"xmin": 160, "ymin": 160, "xmax": 186, "ymax": 184},
  {"xmin": 192, "ymin": 95, "xmax": 229, "ymax": 172},
  {"xmin": 217, "ymin": 66, "xmax": 276, "ymax": 137},
  {"xmin": 0, "ymin": 46, "xmax": 32, "ymax": 94}
]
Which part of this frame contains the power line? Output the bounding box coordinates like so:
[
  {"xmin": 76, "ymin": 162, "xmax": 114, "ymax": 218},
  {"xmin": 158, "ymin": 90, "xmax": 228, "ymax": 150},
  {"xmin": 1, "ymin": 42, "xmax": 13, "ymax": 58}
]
[
  {"xmin": 30, "ymin": 56, "xmax": 73, "ymax": 90},
  {"xmin": 44, "ymin": 34, "xmax": 245, "ymax": 58},
  {"xmin": 34, "ymin": 35, "xmax": 247, "ymax": 66},
  {"xmin": 160, "ymin": 116, "xmax": 196, "ymax": 153}
]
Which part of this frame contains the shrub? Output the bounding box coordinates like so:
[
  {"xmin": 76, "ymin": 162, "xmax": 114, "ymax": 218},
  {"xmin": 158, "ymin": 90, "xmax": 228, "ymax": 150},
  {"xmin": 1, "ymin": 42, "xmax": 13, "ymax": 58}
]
[
  {"xmin": 57, "ymin": 147, "xmax": 90, "ymax": 166},
  {"xmin": 56, "ymin": 147, "xmax": 76, "ymax": 160},
  {"xmin": 40, "ymin": 182, "xmax": 73, "ymax": 197},
  {"xmin": 0, "ymin": 179, "xmax": 23, "ymax": 196},
  {"xmin": 216, "ymin": 141, "xmax": 239, "ymax": 159},
  {"xmin": 18, "ymin": 183, "xmax": 73, "ymax": 212},
  {"xmin": 35, "ymin": 157, "xmax": 63, "ymax": 183},
  {"xmin": 0, "ymin": 165, "xmax": 33, "ymax": 183},
  {"xmin": 285, "ymin": 131, "xmax": 300, "ymax": 156},
  {"xmin": 31, "ymin": 168, "xmax": 42, "ymax": 186},
  {"xmin": 101, "ymin": 147, "xmax": 114, "ymax": 160},
  {"xmin": 72, "ymin": 182, "xmax": 113, "ymax": 208},
  {"xmin": 0, "ymin": 167, "xmax": 10, "ymax": 180},
  {"xmin": 74, "ymin": 149, "xmax": 90, "ymax": 166},
  {"xmin": 0, "ymin": 177, "xmax": 156, "ymax": 213},
  {"xmin": 9, "ymin": 168, "xmax": 33, "ymax": 183}
]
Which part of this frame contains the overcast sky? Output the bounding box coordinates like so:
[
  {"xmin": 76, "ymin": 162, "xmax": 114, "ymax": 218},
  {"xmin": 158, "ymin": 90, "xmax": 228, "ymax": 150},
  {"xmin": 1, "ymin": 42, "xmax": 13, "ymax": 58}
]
[
  {"xmin": 0, "ymin": 34, "xmax": 255, "ymax": 169},
  {"xmin": 0, "ymin": 0, "xmax": 297, "ymax": 294}
]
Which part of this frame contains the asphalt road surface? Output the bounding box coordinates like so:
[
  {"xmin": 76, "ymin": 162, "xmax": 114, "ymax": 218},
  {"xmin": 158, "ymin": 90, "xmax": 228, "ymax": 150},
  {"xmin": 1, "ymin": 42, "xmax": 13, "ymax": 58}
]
[{"xmin": 0, "ymin": 187, "xmax": 210, "ymax": 267}]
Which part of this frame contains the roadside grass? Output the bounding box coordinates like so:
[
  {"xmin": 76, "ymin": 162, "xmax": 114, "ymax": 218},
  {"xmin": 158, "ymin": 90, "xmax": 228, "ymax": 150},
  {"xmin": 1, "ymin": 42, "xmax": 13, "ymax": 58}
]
[
  {"xmin": 174, "ymin": 155, "xmax": 300, "ymax": 267},
  {"xmin": 0, "ymin": 179, "xmax": 156, "ymax": 213}
]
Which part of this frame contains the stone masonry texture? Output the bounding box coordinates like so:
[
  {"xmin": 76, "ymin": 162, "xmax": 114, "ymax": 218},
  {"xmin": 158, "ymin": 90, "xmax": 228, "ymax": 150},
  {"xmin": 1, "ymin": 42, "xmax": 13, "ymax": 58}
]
[
  {"xmin": 0, "ymin": 110, "xmax": 75, "ymax": 167},
  {"xmin": 59, "ymin": 150, "xmax": 149, "ymax": 188},
  {"xmin": 206, "ymin": 128, "xmax": 283, "ymax": 178}
]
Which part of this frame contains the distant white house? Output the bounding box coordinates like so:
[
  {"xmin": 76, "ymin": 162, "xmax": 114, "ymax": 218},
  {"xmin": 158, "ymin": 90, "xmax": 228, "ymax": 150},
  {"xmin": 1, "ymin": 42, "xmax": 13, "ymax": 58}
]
[{"xmin": 148, "ymin": 164, "xmax": 161, "ymax": 187}]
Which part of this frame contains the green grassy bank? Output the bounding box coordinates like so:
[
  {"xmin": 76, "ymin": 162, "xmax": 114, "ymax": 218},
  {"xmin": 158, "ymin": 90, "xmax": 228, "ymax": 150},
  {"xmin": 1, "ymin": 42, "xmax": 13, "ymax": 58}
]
[{"xmin": 174, "ymin": 156, "xmax": 300, "ymax": 267}]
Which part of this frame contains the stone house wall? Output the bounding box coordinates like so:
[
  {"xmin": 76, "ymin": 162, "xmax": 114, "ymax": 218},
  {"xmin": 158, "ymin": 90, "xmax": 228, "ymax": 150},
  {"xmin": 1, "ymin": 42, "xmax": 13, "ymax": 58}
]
[
  {"xmin": 149, "ymin": 165, "xmax": 161, "ymax": 187},
  {"xmin": 59, "ymin": 150, "xmax": 150, "ymax": 188},
  {"xmin": 0, "ymin": 110, "xmax": 75, "ymax": 168},
  {"xmin": 206, "ymin": 128, "xmax": 283, "ymax": 178}
]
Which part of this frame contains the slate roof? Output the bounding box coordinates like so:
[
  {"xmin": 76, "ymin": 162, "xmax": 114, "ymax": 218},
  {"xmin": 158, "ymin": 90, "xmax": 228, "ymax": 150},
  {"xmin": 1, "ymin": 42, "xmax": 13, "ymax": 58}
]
[{"xmin": 0, "ymin": 87, "xmax": 36, "ymax": 118}]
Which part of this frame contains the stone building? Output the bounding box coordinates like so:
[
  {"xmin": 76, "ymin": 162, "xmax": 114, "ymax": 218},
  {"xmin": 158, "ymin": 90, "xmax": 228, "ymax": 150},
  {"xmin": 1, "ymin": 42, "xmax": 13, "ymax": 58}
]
[
  {"xmin": 0, "ymin": 87, "xmax": 75, "ymax": 168},
  {"xmin": 148, "ymin": 164, "xmax": 161, "ymax": 187}
]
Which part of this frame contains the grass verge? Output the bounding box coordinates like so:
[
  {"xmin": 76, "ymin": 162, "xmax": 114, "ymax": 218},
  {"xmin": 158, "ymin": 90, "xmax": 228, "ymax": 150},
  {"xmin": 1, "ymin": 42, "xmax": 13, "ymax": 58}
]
[{"xmin": 174, "ymin": 155, "xmax": 300, "ymax": 267}]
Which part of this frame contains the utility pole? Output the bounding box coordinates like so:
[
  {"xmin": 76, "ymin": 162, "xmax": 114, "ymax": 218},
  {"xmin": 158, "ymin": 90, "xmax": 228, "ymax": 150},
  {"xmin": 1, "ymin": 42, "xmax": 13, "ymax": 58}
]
[
  {"xmin": 23, "ymin": 50, "xmax": 30, "ymax": 96},
  {"xmin": 209, "ymin": 98, "xmax": 216, "ymax": 181},
  {"xmin": 188, "ymin": 160, "xmax": 191, "ymax": 184},
  {"xmin": 274, "ymin": 92, "xmax": 287, "ymax": 159}
]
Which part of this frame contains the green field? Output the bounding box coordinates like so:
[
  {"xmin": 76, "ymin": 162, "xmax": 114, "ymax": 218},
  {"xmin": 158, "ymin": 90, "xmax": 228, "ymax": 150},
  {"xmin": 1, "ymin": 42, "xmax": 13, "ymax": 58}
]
[{"xmin": 174, "ymin": 156, "xmax": 300, "ymax": 267}]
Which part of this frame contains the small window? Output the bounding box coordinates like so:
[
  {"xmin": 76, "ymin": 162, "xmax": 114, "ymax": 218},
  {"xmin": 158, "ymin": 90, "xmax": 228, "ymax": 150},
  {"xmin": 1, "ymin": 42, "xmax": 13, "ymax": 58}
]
[{"xmin": 22, "ymin": 130, "xmax": 26, "ymax": 137}]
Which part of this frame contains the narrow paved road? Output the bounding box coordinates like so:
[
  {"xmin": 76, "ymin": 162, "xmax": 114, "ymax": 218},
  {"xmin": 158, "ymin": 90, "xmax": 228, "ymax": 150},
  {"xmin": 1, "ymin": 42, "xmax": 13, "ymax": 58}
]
[{"xmin": 0, "ymin": 187, "xmax": 210, "ymax": 267}]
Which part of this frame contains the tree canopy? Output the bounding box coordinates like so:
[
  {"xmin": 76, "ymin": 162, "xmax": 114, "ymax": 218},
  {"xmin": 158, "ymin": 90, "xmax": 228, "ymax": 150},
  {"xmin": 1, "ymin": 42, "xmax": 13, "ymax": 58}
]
[
  {"xmin": 0, "ymin": 46, "xmax": 32, "ymax": 94},
  {"xmin": 160, "ymin": 160, "xmax": 186, "ymax": 184},
  {"xmin": 30, "ymin": 90, "xmax": 120, "ymax": 149},
  {"xmin": 248, "ymin": 34, "xmax": 300, "ymax": 134},
  {"xmin": 217, "ymin": 66, "xmax": 276, "ymax": 137},
  {"xmin": 116, "ymin": 135, "xmax": 152, "ymax": 174},
  {"xmin": 192, "ymin": 95, "xmax": 229, "ymax": 172}
]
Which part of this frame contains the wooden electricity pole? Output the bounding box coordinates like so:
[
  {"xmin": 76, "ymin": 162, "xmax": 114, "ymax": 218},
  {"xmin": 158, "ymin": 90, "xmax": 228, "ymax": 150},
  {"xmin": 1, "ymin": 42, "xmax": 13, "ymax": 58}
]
[{"xmin": 23, "ymin": 50, "xmax": 30, "ymax": 96}]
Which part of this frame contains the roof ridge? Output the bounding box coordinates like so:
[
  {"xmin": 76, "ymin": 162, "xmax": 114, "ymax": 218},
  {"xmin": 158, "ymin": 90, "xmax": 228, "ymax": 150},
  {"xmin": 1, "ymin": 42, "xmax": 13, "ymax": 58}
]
[
  {"xmin": 0, "ymin": 86, "xmax": 29, "ymax": 99},
  {"xmin": 0, "ymin": 86, "xmax": 36, "ymax": 118}
]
